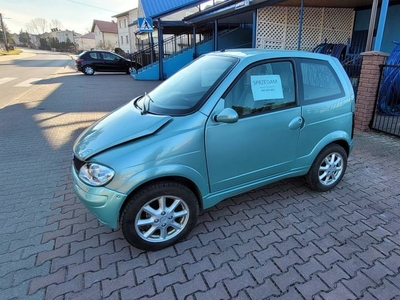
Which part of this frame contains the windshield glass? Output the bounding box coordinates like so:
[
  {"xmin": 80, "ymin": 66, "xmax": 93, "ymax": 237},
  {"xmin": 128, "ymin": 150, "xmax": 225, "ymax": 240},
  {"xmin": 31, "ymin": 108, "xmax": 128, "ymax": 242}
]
[{"xmin": 137, "ymin": 55, "xmax": 238, "ymax": 115}]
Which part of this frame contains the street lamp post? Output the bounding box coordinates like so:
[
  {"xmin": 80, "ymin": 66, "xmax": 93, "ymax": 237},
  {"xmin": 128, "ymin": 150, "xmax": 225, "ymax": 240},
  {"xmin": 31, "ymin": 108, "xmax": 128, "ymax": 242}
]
[{"xmin": 0, "ymin": 13, "xmax": 9, "ymax": 51}]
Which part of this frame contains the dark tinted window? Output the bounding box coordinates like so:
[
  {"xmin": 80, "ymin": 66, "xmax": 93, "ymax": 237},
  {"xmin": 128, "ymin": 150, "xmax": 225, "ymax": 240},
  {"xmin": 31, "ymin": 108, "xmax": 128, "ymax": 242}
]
[
  {"xmin": 101, "ymin": 52, "xmax": 118, "ymax": 61},
  {"xmin": 299, "ymin": 59, "xmax": 344, "ymax": 103},
  {"xmin": 88, "ymin": 52, "xmax": 100, "ymax": 59}
]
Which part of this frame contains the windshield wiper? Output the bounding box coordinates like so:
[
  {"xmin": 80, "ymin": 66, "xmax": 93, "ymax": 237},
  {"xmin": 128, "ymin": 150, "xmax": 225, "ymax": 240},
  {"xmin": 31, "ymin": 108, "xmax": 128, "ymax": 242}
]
[{"xmin": 141, "ymin": 92, "xmax": 154, "ymax": 115}]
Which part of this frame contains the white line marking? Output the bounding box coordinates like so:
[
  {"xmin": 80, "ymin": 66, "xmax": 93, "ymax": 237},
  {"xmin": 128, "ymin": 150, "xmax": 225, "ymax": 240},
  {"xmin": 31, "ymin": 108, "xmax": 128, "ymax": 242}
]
[
  {"xmin": 0, "ymin": 77, "xmax": 17, "ymax": 85},
  {"xmin": 14, "ymin": 78, "xmax": 43, "ymax": 87}
]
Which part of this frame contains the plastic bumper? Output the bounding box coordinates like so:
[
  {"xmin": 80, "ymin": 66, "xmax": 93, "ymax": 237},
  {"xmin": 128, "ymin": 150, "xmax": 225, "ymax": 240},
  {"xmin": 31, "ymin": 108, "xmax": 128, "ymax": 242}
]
[{"xmin": 72, "ymin": 166, "xmax": 127, "ymax": 229}]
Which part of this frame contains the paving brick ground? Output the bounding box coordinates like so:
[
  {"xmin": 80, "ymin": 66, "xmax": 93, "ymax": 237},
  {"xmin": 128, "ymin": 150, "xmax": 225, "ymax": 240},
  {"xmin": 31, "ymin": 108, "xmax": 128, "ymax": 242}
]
[{"xmin": 1, "ymin": 63, "xmax": 400, "ymax": 299}]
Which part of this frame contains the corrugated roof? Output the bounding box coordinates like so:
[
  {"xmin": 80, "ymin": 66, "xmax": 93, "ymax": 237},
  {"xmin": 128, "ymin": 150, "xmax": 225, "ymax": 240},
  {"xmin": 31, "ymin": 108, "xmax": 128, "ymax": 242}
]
[
  {"xmin": 91, "ymin": 20, "xmax": 118, "ymax": 33},
  {"xmin": 140, "ymin": 0, "xmax": 209, "ymax": 18}
]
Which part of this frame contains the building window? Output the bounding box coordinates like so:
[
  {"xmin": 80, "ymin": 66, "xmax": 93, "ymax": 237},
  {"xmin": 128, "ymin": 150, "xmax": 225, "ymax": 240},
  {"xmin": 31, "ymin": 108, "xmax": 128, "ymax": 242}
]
[
  {"xmin": 126, "ymin": 35, "xmax": 128, "ymax": 44},
  {"xmin": 124, "ymin": 19, "xmax": 127, "ymax": 27},
  {"xmin": 119, "ymin": 20, "xmax": 122, "ymax": 28},
  {"xmin": 121, "ymin": 36, "xmax": 123, "ymax": 44}
]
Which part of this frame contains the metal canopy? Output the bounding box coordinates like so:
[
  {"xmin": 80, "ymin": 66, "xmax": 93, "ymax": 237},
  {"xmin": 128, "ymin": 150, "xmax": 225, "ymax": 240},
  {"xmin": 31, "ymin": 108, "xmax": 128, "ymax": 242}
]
[{"xmin": 140, "ymin": 0, "xmax": 209, "ymax": 19}]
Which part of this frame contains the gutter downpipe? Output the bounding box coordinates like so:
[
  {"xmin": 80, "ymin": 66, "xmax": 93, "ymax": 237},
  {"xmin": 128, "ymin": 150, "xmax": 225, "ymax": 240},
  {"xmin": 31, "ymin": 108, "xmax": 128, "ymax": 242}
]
[
  {"xmin": 193, "ymin": 25, "xmax": 197, "ymax": 58},
  {"xmin": 214, "ymin": 19, "xmax": 218, "ymax": 50},
  {"xmin": 365, "ymin": 0, "xmax": 378, "ymax": 51},
  {"xmin": 373, "ymin": 0, "xmax": 389, "ymax": 51},
  {"xmin": 297, "ymin": 0, "xmax": 304, "ymax": 50},
  {"xmin": 252, "ymin": 9, "xmax": 257, "ymax": 48}
]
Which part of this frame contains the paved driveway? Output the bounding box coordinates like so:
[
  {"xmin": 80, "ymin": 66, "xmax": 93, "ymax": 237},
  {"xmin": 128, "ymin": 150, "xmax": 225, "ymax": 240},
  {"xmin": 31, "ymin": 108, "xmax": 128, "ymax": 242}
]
[{"xmin": 1, "ymin": 65, "xmax": 400, "ymax": 299}]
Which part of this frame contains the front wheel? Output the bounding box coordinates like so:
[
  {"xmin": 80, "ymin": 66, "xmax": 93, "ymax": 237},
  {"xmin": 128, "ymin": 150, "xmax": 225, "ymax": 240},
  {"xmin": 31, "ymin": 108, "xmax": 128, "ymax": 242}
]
[
  {"xmin": 305, "ymin": 144, "xmax": 347, "ymax": 192},
  {"xmin": 121, "ymin": 181, "xmax": 199, "ymax": 251},
  {"xmin": 126, "ymin": 67, "xmax": 134, "ymax": 74}
]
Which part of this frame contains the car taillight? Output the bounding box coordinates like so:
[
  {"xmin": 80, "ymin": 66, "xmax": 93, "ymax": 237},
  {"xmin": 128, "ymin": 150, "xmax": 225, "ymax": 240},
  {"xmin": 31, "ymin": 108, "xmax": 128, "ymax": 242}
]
[{"xmin": 76, "ymin": 58, "xmax": 84, "ymax": 63}]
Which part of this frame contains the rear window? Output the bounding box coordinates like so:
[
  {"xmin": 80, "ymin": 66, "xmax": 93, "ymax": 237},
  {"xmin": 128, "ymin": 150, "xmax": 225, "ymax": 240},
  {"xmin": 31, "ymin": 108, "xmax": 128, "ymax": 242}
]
[
  {"xmin": 298, "ymin": 59, "xmax": 344, "ymax": 103},
  {"xmin": 78, "ymin": 52, "xmax": 100, "ymax": 60}
]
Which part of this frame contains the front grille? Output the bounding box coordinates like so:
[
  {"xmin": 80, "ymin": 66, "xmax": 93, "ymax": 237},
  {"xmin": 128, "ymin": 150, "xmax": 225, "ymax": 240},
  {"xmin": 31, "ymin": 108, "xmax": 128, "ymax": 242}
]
[{"xmin": 73, "ymin": 155, "xmax": 85, "ymax": 171}]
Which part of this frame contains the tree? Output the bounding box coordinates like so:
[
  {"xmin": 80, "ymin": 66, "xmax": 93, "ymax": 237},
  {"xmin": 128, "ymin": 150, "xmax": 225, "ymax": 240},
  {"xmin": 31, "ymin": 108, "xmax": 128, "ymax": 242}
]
[
  {"xmin": 26, "ymin": 18, "xmax": 48, "ymax": 34},
  {"xmin": 49, "ymin": 37, "xmax": 60, "ymax": 49},
  {"xmin": 0, "ymin": 21, "xmax": 12, "ymax": 50},
  {"xmin": 96, "ymin": 40, "xmax": 115, "ymax": 51},
  {"xmin": 39, "ymin": 38, "xmax": 50, "ymax": 50},
  {"xmin": 19, "ymin": 30, "xmax": 31, "ymax": 46},
  {"xmin": 49, "ymin": 19, "xmax": 64, "ymax": 31}
]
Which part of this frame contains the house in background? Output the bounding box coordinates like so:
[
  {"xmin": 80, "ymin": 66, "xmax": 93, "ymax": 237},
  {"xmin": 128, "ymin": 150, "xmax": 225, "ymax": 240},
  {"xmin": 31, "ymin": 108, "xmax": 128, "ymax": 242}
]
[
  {"xmin": 112, "ymin": 8, "xmax": 139, "ymax": 54},
  {"xmin": 76, "ymin": 32, "xmax": 95, "ymax": 51},
  {"xmin": 91, "ymin": 20, "xmax": 118, "ymax": 50}
]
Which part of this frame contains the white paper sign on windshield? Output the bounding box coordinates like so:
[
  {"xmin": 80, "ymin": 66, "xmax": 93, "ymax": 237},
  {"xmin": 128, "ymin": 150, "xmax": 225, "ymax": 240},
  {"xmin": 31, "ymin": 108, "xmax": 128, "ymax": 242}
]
[{"xmin": 250, "ymin": 75, "xmax": 284, "ymax": 101}]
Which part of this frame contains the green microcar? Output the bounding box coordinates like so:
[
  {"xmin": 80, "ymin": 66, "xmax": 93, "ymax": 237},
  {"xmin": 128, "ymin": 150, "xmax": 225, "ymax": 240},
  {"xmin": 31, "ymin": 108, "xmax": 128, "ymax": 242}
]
[{"xmin": 72, "ymin": 49, "xmax": 355, "ymax": 250}]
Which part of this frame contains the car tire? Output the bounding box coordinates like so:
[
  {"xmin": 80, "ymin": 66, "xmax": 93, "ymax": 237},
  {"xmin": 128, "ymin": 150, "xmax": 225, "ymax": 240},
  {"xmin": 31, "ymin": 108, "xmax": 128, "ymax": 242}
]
[
  {"xmin": 83, "ymin": 66, "xmax": 94, "ymax": 75},
  {"xmin": 121, "ymin": 180, "xmax": 199, "ymax": 251},
  {"xmin": 305, "ymin": 144, "xmax": 347, "ymax": 192}
]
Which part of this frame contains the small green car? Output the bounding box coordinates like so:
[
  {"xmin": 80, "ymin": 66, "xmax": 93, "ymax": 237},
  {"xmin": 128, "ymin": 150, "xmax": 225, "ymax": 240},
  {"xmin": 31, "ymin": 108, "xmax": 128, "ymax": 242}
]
[{"xmin": 72, "ymin": 49, "xmax": 355, "ymax": 250}]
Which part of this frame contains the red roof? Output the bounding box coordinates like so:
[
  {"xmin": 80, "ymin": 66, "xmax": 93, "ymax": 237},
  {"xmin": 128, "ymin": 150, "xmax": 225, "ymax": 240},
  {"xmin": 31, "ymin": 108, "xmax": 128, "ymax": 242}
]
[
  {"xmin": 91, "ymin": 20, "xmax": 117, "ymax": 34},
  {"xmin": 81, "ymin": 32, "xmax": 95, "ymax": 39}
]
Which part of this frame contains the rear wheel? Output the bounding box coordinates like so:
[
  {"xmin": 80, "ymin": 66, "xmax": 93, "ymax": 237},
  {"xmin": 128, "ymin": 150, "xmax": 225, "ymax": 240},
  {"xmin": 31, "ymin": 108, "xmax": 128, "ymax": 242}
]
[
  {"xmin": 83, "ymin": 65, "xmax": 94, "ymax": 75},
  {"xmin": 121, "ymin": 181, "xmax": 199, "ymax": 251},
  {"xmin": 305, "ymin": 144, "xmax": 347, "ymax": 192}
]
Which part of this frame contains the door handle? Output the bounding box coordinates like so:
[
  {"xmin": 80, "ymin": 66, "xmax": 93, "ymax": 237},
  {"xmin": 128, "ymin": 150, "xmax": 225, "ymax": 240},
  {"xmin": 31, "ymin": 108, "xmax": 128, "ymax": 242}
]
[{"xmin": 288, "ymin": 117, "xmax": 303, "ymax": 130}]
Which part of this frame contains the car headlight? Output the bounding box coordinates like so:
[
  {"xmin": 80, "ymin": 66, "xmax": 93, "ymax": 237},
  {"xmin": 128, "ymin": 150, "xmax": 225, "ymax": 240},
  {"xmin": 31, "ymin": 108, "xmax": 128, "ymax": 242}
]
[{"xmin": 78, "ymin": 163, "xmax": 115, "ymax": 186}]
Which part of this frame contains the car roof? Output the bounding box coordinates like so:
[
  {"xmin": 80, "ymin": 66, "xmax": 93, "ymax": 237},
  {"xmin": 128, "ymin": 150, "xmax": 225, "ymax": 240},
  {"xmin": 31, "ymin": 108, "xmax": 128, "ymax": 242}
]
[{"xmin": 207, "ymin": 48, "xmax": 336, "ymax": 62}]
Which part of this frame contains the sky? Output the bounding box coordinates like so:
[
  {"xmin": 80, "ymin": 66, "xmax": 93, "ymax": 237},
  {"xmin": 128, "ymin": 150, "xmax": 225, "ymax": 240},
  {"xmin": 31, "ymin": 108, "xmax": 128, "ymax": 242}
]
[{"xmin": 0, "ymin": 0, "xmax": 139, "ymax": 34}]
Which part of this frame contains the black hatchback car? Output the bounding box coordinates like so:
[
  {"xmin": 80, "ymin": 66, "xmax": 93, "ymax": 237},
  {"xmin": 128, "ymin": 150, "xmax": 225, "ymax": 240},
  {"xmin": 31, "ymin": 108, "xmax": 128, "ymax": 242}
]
[{"xmin": 76, "ymin": 50, "xmax": 142, "ymax": 75}]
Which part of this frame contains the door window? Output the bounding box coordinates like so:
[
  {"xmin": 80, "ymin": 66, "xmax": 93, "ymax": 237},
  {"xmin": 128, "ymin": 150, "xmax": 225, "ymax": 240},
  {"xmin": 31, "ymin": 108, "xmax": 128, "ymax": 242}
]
[
  {"xmin": 224, "ymin": 61, "xmax": 296, "ymax": 117},
  {"xmin": 101, "ymin": 53, "xmax": 118, "ymax": 61}
]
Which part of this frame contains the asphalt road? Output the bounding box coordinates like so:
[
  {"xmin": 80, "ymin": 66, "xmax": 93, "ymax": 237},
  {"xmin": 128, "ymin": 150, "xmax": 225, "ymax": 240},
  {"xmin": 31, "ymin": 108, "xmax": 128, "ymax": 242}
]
[{"xmin": 0, "ymin": 49, "xmax": 74, "ymax": 109}]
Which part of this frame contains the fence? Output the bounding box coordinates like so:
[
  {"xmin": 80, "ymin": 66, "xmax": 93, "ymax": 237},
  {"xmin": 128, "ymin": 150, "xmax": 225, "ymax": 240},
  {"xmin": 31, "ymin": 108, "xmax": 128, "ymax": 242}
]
[
  {"xmin": 370, "ymin": 64, "xmax": 400, "ymax": 137},
  {"xmin": 342, "ymin": 54, "xmax": 362, "ymax": 98}
]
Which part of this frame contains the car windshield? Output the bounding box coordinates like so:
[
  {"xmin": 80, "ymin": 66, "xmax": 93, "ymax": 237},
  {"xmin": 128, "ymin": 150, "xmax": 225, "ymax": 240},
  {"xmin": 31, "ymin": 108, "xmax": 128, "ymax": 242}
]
[{"xmin": 137, "ymin": 55, "xmax": 238, "ymax": 115}]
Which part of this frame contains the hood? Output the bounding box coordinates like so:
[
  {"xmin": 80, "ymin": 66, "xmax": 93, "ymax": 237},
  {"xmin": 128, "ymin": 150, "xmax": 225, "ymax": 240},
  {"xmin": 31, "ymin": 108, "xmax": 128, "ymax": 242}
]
[{"xmin": 73, "ymin": 100, "xmax": 172, "ymax": 160}]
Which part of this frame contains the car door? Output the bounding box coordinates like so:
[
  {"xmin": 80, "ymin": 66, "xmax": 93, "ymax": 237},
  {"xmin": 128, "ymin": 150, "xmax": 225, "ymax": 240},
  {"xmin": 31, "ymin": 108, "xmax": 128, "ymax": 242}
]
[
  {"xmin": 86, "ymin": 51, "xmax": 105, "ymax": 71},
  {"xmin": 101, "ymin": 52, "xmax": 124, "ymax": 72},
  {"xmin": 205, "ymin": 60, "xmax": 303, "ymax": 193},
  {"xmin": 295, "ymin": 58, "xmax": 350, "ymax": 159}
]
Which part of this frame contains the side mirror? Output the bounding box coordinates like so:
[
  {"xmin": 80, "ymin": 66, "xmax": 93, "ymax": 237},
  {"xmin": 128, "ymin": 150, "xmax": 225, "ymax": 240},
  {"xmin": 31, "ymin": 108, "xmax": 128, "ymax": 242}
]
[{"xmin": 214, "ymin": 108, "xmax": 239, "ymax": 123}]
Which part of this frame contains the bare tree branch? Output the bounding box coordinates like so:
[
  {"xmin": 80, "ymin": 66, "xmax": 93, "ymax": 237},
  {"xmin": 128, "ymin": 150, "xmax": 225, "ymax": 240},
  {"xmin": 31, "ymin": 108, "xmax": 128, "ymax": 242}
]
[
  {"xmin": 26, "ymin": 18, "xmax": 48, "ymax": 34},
  {"xmin": 49, "ymin": 19, "xmax": 64, "ymax": 31}
]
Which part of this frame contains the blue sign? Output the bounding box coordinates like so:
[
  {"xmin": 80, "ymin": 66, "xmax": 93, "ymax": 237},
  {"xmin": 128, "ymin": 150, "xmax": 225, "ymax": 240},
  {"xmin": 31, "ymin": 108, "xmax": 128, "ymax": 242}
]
[{"xmin": 138, "ymin": 18, "xmax": 153, "ymax": 32}]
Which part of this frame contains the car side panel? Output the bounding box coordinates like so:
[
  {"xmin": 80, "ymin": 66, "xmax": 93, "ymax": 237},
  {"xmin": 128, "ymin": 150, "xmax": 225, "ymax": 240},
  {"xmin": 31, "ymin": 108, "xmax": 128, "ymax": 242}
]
[{"xmin": 296, "ymin": 96, "xmax": 354, "ymax": 159}]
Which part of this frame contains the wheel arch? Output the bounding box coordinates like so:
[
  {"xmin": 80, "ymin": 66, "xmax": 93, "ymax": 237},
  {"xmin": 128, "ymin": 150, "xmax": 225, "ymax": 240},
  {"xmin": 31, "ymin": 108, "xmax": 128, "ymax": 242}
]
[
  {"xmin": 119, "ymin": 176, "xmax": 204, "ymax": 222},
  {"xmin": 330, "ymin": 139, "xmax": 350, "ymax": 156}
]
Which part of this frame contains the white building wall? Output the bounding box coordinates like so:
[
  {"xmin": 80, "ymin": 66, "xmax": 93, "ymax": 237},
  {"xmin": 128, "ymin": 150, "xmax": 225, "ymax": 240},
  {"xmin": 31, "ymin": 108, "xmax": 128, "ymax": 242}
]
[
  {"xmin": 256, "ymin": 6, "xmax": 354, "ymax": 51},
  {"xmin": 103, "ymin": 32, "xmax": 118, "ymax": 49},
  {"xmin": 76, "ymin": 37, "xmax": 95, "ymax": 51},
  {"xmin": 93, "ymin": 26, "xmax": 118, "ymax": 50},
  {"xmin": 94, "ymin": 26, "xmax": 103, "ymax": 47},
  {"xmin": 128, "ymin": 9, "xmax": 139, "ymax": 54},
  {"xmin": 116, "ymin": 15, "xmax": 130, "ymax": 52}
]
